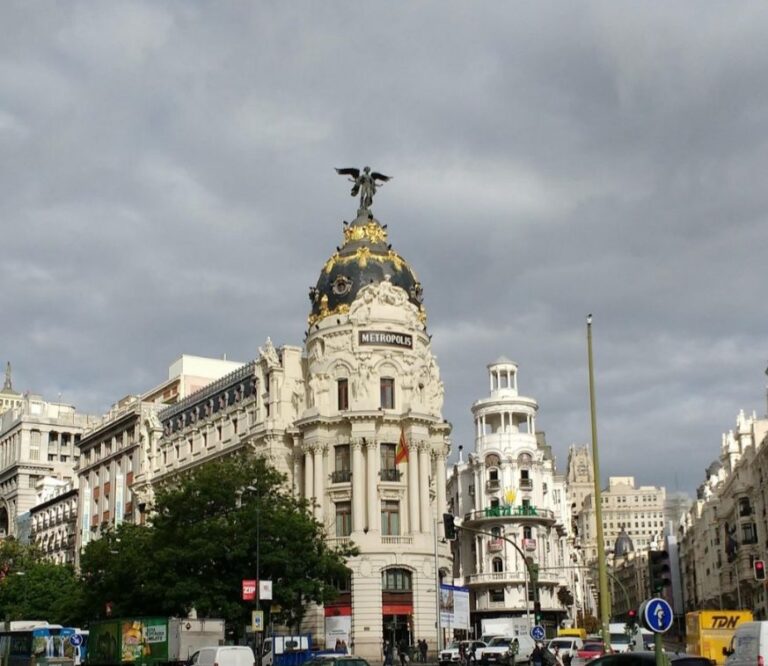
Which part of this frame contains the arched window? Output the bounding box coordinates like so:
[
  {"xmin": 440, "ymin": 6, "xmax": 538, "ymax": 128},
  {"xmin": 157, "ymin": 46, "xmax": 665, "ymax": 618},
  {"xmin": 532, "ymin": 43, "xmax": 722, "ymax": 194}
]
[
  {"xmin": 492, "ymin": 557, "xmax": 504, "ymax": 573},
  {"xmin": 517, "ymin": 452, "xmax": 532, "ymax": 466},
  {"xmin": 382, "ymin": 568, "xmax": 412, "ymax": 592},
  {"xmin": 486, "ymin": 454, "xmax": 500, "ymax": 467}
]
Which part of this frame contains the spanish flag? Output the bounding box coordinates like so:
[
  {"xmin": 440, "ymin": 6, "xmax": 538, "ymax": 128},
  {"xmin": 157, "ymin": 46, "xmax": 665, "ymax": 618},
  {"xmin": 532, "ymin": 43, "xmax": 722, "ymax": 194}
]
[{"xmin": 395, "ymin": 426, "xmax": 409, "ymax": 464}]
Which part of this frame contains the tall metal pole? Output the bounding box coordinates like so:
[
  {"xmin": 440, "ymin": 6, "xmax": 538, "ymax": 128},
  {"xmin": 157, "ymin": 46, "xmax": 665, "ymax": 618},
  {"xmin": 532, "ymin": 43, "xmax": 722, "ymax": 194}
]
[
  {"xmin": 434, "ymin": 516, "xmax": 443, "ymax": 652},
  {"xmin": 587, "ymin": 315, "xmax": 611, "ymax": 648}
]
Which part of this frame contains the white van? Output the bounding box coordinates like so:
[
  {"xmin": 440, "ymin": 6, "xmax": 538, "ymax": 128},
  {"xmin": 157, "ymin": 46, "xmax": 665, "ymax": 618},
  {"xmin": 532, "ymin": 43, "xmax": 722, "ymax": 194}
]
[
  {"xmin": 724, "ymin": 621, "xmax": 768, "ymax": 666},
  {"xmin": 190, "ymin": 646, "xmax": 256, "ymax": 666}
]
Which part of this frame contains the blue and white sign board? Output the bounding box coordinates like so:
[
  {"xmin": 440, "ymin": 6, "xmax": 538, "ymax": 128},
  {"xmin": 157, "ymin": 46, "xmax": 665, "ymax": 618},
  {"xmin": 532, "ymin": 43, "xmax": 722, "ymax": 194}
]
[
  {"xmin": 530, "ymin": 625, "xmax": 546, "ymax": 641},
  {"xmin": 640, "ymin": 598, "xmax": 674, "ymax": 633},
  {"xmin": 69, "ymin": 634, "xmax": 84, "ymax": 647}
]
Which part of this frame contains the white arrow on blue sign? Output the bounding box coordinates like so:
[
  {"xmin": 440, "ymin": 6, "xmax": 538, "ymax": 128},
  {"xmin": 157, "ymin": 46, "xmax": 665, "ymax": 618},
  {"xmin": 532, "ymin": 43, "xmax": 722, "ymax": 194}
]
[
  {"xmin": 530, "ymin": 625, "xmax": 546, "ymax": 641},
  {"xmin": 641, "ymin": 597, "xmax": 674, "ymax": 633}
]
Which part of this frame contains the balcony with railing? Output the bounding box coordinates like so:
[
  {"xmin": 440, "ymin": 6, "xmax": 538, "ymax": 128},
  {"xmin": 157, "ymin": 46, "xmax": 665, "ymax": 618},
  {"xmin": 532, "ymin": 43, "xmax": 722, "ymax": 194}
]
[
  {"xmin": 380, "ymin": 468, "xmax": 402, "ymax": 482},
  {"xmin": 486, "ymin": 478, "xmax": 501, "ymax": 493},
  {"xmin": 464, "ymin": 505, "xmax": 555, "ymax": 525},
  {"xmin": 331, "ymin": 470, "xmax": 352, "ymax": 483},
  {"xmin": 519, "ymin": 478, "xmax": 533, "ymax": 491},
  {"xmin": 466, "ymin": 568, "xmax": 562, "ymax": 587},
  {"xmin": 382, "ymin": 535, "xmax": 413, "ymax": 545}
]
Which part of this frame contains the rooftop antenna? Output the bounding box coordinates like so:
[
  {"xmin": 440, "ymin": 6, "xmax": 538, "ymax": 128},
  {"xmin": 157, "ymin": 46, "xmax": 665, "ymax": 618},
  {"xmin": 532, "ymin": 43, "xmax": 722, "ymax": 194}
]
[{"xmin": 458, "ymin": 444, "xmax": 464, "ymax": 464}]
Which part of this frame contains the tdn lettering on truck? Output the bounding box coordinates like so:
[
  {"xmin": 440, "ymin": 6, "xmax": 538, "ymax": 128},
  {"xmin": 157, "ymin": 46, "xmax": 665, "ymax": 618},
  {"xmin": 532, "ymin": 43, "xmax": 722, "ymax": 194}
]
[{"xmin": 709, "ymin": 616, "xmax": 740, "ymax": 629}]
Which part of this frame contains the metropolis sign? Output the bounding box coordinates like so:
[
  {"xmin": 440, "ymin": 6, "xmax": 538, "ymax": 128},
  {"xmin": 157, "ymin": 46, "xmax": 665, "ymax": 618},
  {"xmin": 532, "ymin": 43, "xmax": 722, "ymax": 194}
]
[{"xmin": 358, "ymin": 330, "xmax": 413, "ymax": 349}]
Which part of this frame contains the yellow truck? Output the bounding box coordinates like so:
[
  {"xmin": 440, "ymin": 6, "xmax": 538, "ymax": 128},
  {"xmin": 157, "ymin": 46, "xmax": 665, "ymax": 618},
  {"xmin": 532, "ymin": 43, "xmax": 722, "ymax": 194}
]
[{"xmin": 685, "ymin": 610, "xmax": 753, "ymax": 665}]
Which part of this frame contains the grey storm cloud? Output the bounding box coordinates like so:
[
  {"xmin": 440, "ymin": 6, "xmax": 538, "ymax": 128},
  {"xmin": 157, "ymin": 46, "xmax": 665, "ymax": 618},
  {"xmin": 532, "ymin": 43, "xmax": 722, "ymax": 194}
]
[{"xmin": 2, "ymin": 1, "xmax": 768, "ymax": 495}]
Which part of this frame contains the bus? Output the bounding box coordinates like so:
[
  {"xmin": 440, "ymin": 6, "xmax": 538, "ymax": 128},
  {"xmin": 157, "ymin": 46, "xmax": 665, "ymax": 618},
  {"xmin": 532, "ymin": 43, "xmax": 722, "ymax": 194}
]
[{"xmin": 0, "ymin": 623, "xmax": 88, "ymax": 666}]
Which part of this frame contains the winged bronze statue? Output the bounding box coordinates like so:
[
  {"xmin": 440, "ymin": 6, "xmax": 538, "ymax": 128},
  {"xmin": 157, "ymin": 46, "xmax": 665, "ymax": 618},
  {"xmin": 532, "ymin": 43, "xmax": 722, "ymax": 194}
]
[{"xmin": 336, "ymin": 166, "xmax": 392, "ymax": 210}]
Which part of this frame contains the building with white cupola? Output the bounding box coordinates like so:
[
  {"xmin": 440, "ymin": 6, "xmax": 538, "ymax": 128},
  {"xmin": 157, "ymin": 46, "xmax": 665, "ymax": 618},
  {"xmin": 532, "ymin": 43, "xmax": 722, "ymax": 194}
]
[{"xmin": 446, "ymin": 358, "xmax": 573, "ymax": 637}]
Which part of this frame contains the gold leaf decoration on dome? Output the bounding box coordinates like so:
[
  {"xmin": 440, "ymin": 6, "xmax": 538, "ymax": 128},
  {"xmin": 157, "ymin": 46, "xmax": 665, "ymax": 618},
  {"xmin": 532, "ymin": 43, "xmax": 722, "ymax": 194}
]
[
  {"xmin": 342, "ymin": 221, "xmax": 388, "ymax": 245},
  {"xmin": 418, "ymin": 304, "xmax": 428, "ymax": 326},
  {"xmin": 308, "ymin": 302, "xmax": 350, "ymax": 327},
  {"xmin": 364, "ymin": 221, "xmax": 388, "ymax": 244},
  {"xmin": 356, "ymin": 246, "xmax": 370, "ymax": 268},
  {"xmin": 323, "ymin": 252, "xmax": 341, "ymax": 274},
  {"xmin": 387, "ymin": 250, "xmax": 405, "ymax": 272}
]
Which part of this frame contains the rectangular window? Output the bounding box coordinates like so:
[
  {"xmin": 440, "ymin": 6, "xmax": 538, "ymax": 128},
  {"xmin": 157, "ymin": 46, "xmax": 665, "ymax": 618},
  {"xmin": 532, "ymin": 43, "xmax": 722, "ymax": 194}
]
[
  {"xmin": 380, "ymin": 378, "xmax": 395, "ymax": 409},
  {"xmin": 380, "ymin": 444, "xmax": 399, "ymax": 481},
  {"xmin": 742, "ymin": 522, "xmax": 758, "ymax": 544},
  {"xmin": 381, "ymin": 500, "xmax": 400, "ymax": 535},
  {"xmin": 490, "ymin": 588, "xmax": 505, "ymax": 602},
  {"xmin": 332, "ymin": 445, "xmax": 352, "ymax": 482},
  {"xmin": 335, "ymin": 501, "xmax": 352, "ymax": 537},
  {"xmin": 29, "ymin": 430, "xmax": 41, "ymax": 461},
  {"xmin": 337, "ymin": 379, "xmax": 349, "ymax": 411}
]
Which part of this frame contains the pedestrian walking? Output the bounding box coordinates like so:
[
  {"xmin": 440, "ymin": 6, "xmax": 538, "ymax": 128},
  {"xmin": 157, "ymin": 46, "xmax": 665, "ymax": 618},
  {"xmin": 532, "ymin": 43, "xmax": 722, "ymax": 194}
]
[
  {"xmin": 531, "ymin": 643, "xmax": 544, "ymax": 666},
  {"xmin": 419, "ymin": 640, "xmax": 428, "ymax": 663}
]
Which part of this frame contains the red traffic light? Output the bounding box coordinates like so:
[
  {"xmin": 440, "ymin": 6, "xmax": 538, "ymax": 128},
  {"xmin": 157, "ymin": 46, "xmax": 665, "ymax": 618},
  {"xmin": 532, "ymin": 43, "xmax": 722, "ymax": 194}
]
[
  {"xmin": 755, "ymin": 559, "xmax": 766, "ymax": 581},
  {"xmin": 628, "ymin": 609, "xmax": 637, "ymax": 618}
]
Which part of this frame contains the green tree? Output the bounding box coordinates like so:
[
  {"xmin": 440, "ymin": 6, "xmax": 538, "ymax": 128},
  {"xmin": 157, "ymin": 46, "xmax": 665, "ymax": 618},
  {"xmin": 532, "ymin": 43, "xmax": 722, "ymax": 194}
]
[
  {"xmin": 79, "ymin": 522, "xmax": 156, "ymax": 619},
  {"xmin": 79, "ymin": 454, "xmax": 355, "ymax": 633},
  {"xmin": 0, "ymin": 539, "xmax": 85, "ymax": 624},
  {"xmin": 557, "ymin": 585, "xmax": 575, "ymax": 608}
]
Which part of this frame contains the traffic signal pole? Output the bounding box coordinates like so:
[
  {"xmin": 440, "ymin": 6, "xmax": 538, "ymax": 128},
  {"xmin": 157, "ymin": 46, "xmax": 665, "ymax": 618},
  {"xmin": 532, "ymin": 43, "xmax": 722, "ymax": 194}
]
[{"xmin": 450, "ymin": 520, "xmax": 533, "ymax": 629}]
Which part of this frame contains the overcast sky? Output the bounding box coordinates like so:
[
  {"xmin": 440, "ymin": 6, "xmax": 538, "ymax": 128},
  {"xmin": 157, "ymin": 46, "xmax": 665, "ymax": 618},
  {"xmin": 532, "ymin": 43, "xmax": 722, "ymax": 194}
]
[{"xmin": 2, "ymin": 2, "xmax": 768, "ymax": 497}]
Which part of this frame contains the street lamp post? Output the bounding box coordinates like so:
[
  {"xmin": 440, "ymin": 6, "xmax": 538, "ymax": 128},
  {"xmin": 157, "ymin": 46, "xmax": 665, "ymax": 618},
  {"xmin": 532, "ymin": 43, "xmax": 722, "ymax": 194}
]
[{"xmin": 587, "ymin": 315, "xmax": 611, "ymax": 647}]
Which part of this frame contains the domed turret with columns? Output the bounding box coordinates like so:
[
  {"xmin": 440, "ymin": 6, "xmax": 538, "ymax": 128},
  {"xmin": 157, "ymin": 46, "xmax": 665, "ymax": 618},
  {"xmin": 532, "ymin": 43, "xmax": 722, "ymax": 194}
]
[
  {"xmin": 295, "ymin": 180, "xmax": 452, "ymax": 659},
  {"xmin": 446, "ymin": 359, "xmax": 573, "ymax": 635}
]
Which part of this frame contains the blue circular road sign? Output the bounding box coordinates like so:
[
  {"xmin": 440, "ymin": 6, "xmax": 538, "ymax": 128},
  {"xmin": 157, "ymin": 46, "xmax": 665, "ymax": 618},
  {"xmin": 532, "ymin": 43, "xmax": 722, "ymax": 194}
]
[
  {"xmin": 69, "ymin": 634, "xmax": 83, "ymax": 647},
  {"xmin": 641, "ymin": 597, "xmax": 674, "ymax": 633},
  {"xmin": 530, "ymin": 625, "xmax": 546, "ymax": 641}
]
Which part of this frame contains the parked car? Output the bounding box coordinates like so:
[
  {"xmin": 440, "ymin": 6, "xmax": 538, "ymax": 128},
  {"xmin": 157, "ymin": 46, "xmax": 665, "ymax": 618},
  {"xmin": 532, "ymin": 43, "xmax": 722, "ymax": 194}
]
[
  {"xmin": 479, "ymin": 636, "xmax": 534, "ymax": 666},
  {"xmin": 572, "ymin": 640, "xmax": 604, "ymax": 666},
  {"xmin": 190, "ymin": 646, "xmax": 256, "ymax": 666},
  {"xmin": 725, "ymin": 621, "xmax": 768, "ymax": 666},
  {"xmin": 547, "ymin": 637, "xmax": 584, "ymax": 663},
  {"xmin": 304, "ymin": 657, "xmax": 369, "ymax": 666},
  {"xmin": 586, "ymin": 652, "xmax": 713, "ymax": 666},
  {"xmin": 439, "ymin": 641, "xmax": 487, "ymax": 666}
]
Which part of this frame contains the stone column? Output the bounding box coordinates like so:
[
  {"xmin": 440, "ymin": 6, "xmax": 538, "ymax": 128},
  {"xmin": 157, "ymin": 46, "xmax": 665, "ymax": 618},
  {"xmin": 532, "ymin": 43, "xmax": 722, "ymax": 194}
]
[
  {"xmin": 313, "ymin": 444, "xmax": 326, "ymax": 523},
  {"xmin": 435, "ymin": 446, "xmax": 447, "ymax": 515},
  {"xmin": 418, "ymin": 442, "xmax": 431, "ymax": 533},
  {"xmin": 351, "ymin": 440, "xmax": 365, "ymax": 533},
  {"xmin": 304, "ymin": 445, "xmax": 314, "ymax": 503},
  {"xmin": 408, "ymin": 433, "xmax": 420, "ymax": 534},
  {"xmin": 365, "ymin": 439, "xmax": 379, "ymax": 532}
]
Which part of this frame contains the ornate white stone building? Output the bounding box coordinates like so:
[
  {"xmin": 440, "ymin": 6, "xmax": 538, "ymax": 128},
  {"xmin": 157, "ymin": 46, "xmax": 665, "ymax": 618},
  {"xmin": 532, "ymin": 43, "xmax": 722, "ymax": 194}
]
[
  {"xmin": 678, "ymin": 408, "xmax": 768, "ymax": 619},
  {"xmin": 446, "ymin": 358, "xmax": 572, "ymax": 636},
  {"xmin": 0, "ymin": 391, "xmax": 97, "ymax": 539},
  {"xmin": 76, "ymin": 355, "xmax": 244, "ymax": 558},
  {"xmin": 126, "ymin": 199, "xmax": 452, "ymax": 659}
]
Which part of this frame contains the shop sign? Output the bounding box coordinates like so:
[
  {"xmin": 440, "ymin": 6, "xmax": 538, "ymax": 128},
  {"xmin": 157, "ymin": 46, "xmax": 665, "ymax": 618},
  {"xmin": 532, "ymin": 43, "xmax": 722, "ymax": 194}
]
[{"xmin": 359, "ymin": 330, "xmax": 413, "ymax": 349}]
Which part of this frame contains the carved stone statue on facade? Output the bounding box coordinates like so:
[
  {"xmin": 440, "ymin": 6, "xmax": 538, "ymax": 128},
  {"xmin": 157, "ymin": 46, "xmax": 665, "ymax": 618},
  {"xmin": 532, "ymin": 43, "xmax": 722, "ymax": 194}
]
[
  {"xmin": 259, "ymin": 337, "xmax": 280, "ymax": 368},
  {"xmin": 335, "ymin": 166, "xmax": 392, "ymax": 210}
]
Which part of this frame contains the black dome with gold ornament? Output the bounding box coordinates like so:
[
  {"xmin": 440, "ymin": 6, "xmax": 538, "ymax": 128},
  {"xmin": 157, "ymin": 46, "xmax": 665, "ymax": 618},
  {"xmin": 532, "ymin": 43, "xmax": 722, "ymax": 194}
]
[{"xmin": 308, "ymin": 209, "xmax": 426, "ymax": 327}]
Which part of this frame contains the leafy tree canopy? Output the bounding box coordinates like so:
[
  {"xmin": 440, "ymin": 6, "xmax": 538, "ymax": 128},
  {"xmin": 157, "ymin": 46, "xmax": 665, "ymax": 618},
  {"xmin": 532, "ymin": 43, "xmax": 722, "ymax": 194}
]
[
  {"xmin": 0, "ymin": 539, "xmax": 84, "ymax": 624},
  {"xmin": 80, "ymin": 453, "xmax": 356, "ymax": 632}
]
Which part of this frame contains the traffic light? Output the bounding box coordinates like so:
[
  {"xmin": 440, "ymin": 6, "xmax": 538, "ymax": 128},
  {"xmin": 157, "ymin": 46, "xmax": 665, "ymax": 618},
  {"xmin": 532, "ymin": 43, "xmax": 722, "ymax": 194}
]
[
  {"xmin": 534, "ymin": 601, "xmax": 543, "ymax": 625},
  {"xmin": 648, "ymin": 550, "xmax": 671, "ymax": 596},
  {"xmin": 443, "ymin": 513, "xmax": 457, "ymax": 541},
  {"xmin": 627, "ymin": 609, "xmax": 637, "ymax": 628},
  {"xmin": 754, "ymin": 559, "xmax": 766, "ymax": 581}
]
